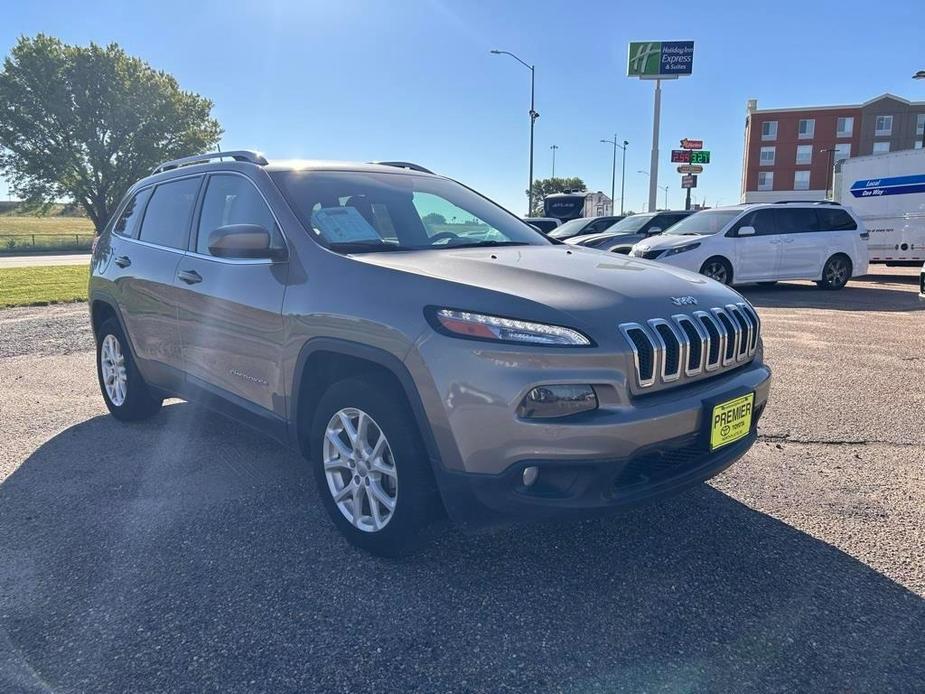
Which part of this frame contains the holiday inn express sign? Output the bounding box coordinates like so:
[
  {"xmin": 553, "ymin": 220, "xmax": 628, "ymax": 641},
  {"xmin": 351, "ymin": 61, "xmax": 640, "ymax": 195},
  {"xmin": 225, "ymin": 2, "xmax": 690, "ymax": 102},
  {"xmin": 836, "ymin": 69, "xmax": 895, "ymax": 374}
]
[{"xmin": 627, "ymin": 41, "xmax": 695, "ymax": 78}]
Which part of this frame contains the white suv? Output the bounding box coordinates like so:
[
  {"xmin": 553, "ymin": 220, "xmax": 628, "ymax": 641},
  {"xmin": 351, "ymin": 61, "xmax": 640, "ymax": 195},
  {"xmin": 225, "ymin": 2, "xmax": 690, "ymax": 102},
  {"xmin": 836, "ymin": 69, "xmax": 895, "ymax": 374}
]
[{"xmin": 629, "ymin": 202, "xmax": 869, "ymax": 289}]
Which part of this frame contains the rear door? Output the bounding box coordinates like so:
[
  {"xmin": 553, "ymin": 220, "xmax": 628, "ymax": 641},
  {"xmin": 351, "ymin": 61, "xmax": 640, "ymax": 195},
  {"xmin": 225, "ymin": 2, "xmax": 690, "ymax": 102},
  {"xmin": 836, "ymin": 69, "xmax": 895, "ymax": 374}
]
[
  {"xmin": 729, "ymin": 209, "xmax": 782, "ymax": 281},
  {"xmin": 114, "ymin": 176, "xmax": 201, "ymax": 385},
  {"xmin": 173, "ymin": 172, "xmax": 289, "ymax": 416},
  {"xmin": 774, "ymin": 207, "xmax": 826, "ymax": 279}
]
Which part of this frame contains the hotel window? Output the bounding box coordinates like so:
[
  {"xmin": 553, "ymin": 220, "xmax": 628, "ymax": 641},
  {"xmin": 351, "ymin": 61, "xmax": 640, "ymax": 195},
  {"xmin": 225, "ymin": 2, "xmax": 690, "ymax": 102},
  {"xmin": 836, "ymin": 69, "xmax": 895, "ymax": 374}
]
[
  {"xmin": 874, "ymin": 115, "xmax": 892, "ymax": 136},
  {"xmin": 798, "ymin": 119, "xmax": 815, "ymax": 139},
  {"xmin": 759, "ymin": 146, "xmax": 775, "ymax": 166},
  {"xmin": 795, "ymin": 145, "xmax": 813, "ymax": 165},
  {"xmin": 793, "ymin": 171, "xmax": 810, "ymax": 190},
  {"xmin": 761, "ymin": 121, "xmax": 777, "ymax": 141},
  {"xmin": 872, "ymin": 141, "xmax": 890, "ymax": 155},
  {"xmin": 916, "ymin": 114, "xmax": 925, "ymax": 147},
  {"xmin": 836, "ymin": 117, "xmax": 854, "ymax": 137},
  {"xmin": 757, "ymin": 171, "xmax": 774, "ymax": 191},
  {"xmin": 834, "ymin": 143, "xmax": 851, "ymax": 162}
]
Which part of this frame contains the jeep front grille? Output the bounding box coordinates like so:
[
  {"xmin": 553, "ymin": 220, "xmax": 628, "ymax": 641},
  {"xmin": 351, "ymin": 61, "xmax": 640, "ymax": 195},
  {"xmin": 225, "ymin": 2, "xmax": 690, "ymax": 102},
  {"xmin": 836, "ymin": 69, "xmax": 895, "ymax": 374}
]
[{"xmin": 619, "ymin": 303, "xmax": 760, "ymax": 389}]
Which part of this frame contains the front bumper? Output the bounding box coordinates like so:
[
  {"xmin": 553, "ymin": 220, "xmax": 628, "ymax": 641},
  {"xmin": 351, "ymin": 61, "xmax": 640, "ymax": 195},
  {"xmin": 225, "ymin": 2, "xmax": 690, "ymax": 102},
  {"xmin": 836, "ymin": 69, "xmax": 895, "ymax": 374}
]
[{"xmin": 438, "ymin": 423, "xmax": 762, "ymax": 527}]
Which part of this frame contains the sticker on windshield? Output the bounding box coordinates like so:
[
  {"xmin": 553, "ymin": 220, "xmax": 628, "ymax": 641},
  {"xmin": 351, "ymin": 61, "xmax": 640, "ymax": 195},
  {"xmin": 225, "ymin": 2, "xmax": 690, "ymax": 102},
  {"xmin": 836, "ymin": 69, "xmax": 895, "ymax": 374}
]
[{"xmin": 311, "ymin": 207, "xmax": 381, "ymax": 243}]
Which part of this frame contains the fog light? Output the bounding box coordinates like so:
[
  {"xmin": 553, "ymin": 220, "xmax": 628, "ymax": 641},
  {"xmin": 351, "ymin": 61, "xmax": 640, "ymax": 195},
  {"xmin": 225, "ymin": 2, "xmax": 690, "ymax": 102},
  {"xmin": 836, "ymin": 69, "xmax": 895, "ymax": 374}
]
[
  {"xmin": 522, "ymin": 466, "xmax": 539, "ymax": 487},
  {"xmin": 518, "ymin": 385, "xmax": 598, "ymax": 419}
]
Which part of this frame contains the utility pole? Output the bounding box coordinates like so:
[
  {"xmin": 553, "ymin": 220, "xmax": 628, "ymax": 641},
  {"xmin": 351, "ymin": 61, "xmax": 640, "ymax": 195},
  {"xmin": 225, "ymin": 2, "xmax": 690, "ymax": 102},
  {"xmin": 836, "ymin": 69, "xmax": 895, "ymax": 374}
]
[{"xmin": 550, "ymin": 144, "xmax": 559, "ymax": 178}]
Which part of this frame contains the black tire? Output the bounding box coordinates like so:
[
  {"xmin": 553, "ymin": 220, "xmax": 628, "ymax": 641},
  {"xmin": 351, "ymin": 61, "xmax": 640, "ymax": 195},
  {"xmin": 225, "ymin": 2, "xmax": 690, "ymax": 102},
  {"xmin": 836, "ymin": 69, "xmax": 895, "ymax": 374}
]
[
  {"xmin": 700, "ymin": 257, "xmax": 733, "ymax": 285},
  {"xmin": 310, "ymin": 376, "xmax": 439, "ymax": 557},
  {"xmin": 95, "ymin": 317, "xmax": 162, "ymax": 421},
  {"xmin": 817, "ymin": 254, "xmax": 852, "ymax": 290}
]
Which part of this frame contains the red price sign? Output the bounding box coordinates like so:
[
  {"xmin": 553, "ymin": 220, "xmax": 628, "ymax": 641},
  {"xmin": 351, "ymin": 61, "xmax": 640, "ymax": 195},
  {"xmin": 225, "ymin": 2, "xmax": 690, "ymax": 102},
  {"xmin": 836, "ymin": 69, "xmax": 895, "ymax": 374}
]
[{"xmin": 671, "ymin": 149, "xmax": 691, "ymax": 163}]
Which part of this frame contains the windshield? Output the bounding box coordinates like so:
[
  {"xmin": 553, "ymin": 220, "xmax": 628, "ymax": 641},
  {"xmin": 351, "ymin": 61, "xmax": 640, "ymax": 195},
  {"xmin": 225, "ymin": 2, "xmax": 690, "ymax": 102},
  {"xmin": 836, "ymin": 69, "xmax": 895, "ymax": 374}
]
[
  {"xmin": 548, "ymin": 218, "xmax": 589, "ymax": 239},
  {"xmin": 271, "ymin": 170, "xmax": 550, "ymax": 252},
  {"xmin": 665, "ymin": 210, "xmax": 741, "ymax": 235},
  {"xmin": 602, "ymin": 214, "xmax": 654, "ymax": 234}
]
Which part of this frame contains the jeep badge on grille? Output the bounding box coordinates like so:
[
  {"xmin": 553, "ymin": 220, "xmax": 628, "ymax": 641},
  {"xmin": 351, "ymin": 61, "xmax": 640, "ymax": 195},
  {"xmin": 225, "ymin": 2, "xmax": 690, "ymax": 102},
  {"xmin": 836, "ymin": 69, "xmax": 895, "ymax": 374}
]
[{"xmin": 670, "ymin": 296, "xmax": 698, "ymax": 306}]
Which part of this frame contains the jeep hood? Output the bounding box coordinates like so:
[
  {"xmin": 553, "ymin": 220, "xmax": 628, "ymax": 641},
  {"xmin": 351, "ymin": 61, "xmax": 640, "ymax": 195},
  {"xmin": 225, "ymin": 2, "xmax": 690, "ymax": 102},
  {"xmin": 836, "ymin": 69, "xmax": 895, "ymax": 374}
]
[{"xmin": 350, "ymin": 244, "xmax": 737, "ymax": 316}]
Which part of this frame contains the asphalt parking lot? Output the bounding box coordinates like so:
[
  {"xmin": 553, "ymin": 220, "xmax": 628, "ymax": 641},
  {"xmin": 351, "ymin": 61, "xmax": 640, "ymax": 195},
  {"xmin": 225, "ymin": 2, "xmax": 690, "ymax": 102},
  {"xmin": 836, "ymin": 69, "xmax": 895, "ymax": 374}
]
[{"xmin": 0, "ymin": 265, "xmax": 923, "ymax": 693}]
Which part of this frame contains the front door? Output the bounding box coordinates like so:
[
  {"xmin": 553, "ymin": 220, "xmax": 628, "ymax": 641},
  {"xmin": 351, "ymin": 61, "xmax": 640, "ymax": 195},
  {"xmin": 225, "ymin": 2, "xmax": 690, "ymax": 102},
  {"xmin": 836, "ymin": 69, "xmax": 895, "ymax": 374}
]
[
  {"xmin": 730, "ymin": 209, "xmax": 782, "ymax": 282},
  {"xmin": 173, "ymin": 173, "xmax": 289, "ymax": 417}
]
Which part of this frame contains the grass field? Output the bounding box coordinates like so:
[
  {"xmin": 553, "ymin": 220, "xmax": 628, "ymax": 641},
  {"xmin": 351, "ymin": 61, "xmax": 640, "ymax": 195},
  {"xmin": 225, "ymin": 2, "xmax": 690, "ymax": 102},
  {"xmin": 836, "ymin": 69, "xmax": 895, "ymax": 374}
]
[
  {"xmin": 0, "ymin": 265, "xmax": 89, "ymax": 308},
  {"xmin": 0, "ymin": 216, "xmax": 96, "ymax": 253}
]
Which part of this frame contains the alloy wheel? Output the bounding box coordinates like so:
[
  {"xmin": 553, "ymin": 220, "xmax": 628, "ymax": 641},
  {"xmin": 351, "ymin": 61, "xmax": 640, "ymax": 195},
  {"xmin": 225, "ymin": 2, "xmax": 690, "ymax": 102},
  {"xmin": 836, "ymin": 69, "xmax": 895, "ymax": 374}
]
[
  {"xmin": 826, "ymin": 258, "xmax": 848, "ymax": 286},
  {"xmin": 703, "ymin": 261, "xmax": 728, "ymax": 284},
  {"xmin": 322, "ymin": 408, "xmax": 398, "ymax": 532},
  {"xmin": 100, "ymin": 334, "xmax": 127, "ymax": 406}
]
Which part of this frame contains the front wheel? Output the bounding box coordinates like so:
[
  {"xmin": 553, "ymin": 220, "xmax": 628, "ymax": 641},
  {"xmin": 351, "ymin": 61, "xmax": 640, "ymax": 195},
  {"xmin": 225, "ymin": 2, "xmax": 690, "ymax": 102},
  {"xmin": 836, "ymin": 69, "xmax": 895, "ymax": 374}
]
[
  {"xmin": 310, "ymin": 377, "xmax": 439, "ymax": 556},
  {"xmin": 817, "ymin": 254, "xmax": 852, "ymax": 290},
  {"xmin": 95, "ymin": 318, "xmax": 162, "ymax": 421},
  {"xmin": 700, "ymin": 257, "xmax": 733, "ymax": 285}
]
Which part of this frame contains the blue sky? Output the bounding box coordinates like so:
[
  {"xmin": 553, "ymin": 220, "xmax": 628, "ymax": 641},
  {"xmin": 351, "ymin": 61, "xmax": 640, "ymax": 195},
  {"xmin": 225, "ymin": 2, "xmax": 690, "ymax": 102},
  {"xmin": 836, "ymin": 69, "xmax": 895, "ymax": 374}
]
[{"xmin": 2, "ymin": 0, "xmax": 924, "ymax": 214}]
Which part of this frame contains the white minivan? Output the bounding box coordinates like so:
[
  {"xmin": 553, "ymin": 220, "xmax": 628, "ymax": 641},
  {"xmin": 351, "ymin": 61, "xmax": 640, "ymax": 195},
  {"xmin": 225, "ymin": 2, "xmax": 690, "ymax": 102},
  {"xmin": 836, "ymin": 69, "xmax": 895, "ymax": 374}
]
[{"xmin": 629, "ymin": 202, "xmax": 869, "ymax": 289}]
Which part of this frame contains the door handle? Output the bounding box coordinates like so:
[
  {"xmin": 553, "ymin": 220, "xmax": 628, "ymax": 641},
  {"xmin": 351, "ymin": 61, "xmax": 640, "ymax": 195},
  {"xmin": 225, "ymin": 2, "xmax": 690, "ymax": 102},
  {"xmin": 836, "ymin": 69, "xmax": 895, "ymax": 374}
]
[
  {"xmin": 114, "ymin": 255, "xmax": 131, "ymax": 268},
  {"xmin": 177, "ymin": 269, "xmax": 203, "ymax": 285}
]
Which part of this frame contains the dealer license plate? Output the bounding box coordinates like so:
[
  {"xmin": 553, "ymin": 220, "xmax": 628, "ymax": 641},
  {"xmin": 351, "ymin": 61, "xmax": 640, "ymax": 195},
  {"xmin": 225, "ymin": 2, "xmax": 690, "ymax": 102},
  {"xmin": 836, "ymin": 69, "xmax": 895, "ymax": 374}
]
[{"xmin": 709, "ymin": 393, "xmax": 755, "ymax": 451}]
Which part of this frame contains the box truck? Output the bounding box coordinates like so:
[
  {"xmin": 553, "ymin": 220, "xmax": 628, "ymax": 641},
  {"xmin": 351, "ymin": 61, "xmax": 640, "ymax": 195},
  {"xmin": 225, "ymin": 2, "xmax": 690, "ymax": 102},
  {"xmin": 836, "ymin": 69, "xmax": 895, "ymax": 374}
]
[{"xmin": 835, "ymin": 148, "xmax": 925, "ymax": 264}]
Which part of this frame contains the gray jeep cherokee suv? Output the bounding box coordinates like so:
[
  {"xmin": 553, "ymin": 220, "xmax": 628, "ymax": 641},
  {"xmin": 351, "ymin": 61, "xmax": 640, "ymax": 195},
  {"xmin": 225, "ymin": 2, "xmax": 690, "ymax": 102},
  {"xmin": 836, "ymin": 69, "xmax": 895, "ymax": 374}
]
[{"xmin": 89, "ymin": 151, "xmax": 772, "ymax": 555}]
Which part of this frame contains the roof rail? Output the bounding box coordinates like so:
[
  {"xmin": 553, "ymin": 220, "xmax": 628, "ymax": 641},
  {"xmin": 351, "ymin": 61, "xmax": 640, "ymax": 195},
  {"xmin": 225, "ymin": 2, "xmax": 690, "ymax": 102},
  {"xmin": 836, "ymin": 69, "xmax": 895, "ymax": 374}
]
[
  {"xmin": 151, "ymin": 150, "xmax": 268, "ymax": 176},
  {"xmin": 773, "ymin": 199, "xmax": 841, "ymax": 206},
  {"xmin": 370, "ymin": 161, "xmax": 434, "ymax": 174}
]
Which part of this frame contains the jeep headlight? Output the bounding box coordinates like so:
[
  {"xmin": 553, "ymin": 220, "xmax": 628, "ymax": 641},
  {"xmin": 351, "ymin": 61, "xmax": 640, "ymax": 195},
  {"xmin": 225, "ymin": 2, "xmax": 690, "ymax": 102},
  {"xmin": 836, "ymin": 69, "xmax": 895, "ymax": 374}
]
[
  {"xmin": 662, "ymin": 242, "xmax": 700, "ymax": 257},
  {"xmin": 431, "ymin": 309, "xmax": 591, "ymax": 346}
]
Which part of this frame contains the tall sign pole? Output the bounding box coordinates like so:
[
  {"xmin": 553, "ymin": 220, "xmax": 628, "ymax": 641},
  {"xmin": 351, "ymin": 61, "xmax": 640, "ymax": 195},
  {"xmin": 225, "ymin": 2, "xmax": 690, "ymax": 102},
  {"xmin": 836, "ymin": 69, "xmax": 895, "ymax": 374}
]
[
  {"xmin": 649, "ymin": 80, "xmax": 661, "ymax": 212},
  {"xmin": 627, "ymin": 41, "xmax": 694, "ymax": 213}
]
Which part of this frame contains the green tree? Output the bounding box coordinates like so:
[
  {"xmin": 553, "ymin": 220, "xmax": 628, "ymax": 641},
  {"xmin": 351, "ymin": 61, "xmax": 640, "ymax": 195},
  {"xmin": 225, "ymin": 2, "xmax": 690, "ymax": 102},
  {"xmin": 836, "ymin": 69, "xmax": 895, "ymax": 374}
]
[
  {"xmin": 422, "ymin": 212, "xmax": 447, "ymax": 226},
  {"xmin": 0, "ymin": 35, "xmax": 222, "ymax": 232},
  {"xmin": 527, "ymin": 177, "xmax": 587, "ymax": 216}
]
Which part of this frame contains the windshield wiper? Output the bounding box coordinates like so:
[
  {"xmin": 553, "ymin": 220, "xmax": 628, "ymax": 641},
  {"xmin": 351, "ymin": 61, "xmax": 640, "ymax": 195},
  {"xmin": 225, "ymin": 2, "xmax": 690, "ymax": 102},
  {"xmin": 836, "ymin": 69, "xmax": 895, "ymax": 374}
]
[
  {"xmin": 327, "ymin": 241, "xmax": 404, "ymax": 253},
  {"xmin": 438, "ymin": 240, "xmax": 532, "ymax": 249}
]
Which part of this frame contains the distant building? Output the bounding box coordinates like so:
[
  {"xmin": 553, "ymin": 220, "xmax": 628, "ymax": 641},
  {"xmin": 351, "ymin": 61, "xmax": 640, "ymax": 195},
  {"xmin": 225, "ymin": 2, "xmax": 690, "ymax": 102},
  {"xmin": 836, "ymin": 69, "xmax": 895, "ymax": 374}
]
[
  {"xmin": 741, "ymin": 93, "xmax": 925, "ymax": 202},
  {"xmin": 583, "ymin": 191, "xmax": 613, "ymax": 216}
]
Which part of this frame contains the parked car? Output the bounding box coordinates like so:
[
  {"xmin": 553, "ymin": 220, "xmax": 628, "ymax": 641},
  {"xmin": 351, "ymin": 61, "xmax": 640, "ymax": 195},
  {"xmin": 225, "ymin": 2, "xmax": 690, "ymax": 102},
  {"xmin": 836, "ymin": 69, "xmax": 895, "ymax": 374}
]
[
  {"xmin": 629, "ymin": 202, "xmax": 869, "ymax": 289},
  {"xmin": 547, "ymin": 215, "xmax": 624, "ymax": 241},
  {"xmin": 919, "ymin": 262, "xmax": 925, "ymax": 300},
  {"xmin": 567, "ymin": 210, "xmax": 694, "ymax": 252},
  {"xmin": 522, "ymin": 217, "xmax": 561, "ymax": 233},
  {"xmin": 89, "ymin": 151, "xmax": 771, "ymax": 556}
]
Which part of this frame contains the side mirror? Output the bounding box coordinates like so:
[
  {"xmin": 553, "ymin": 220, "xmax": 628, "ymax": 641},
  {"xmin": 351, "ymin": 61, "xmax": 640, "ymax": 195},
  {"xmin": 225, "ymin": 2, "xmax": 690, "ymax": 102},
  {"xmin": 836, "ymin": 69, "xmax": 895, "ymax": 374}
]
[
  {"xmin": 737, "ymin": 225, "xmax": 756, "ymax": 237},
  {"xmin": 646, "ymin": 227, "xmax": 662, "ymax": 236},
  {"xmin": 208, "ymin": 224, "xmax": 286, "ymax": 260}
]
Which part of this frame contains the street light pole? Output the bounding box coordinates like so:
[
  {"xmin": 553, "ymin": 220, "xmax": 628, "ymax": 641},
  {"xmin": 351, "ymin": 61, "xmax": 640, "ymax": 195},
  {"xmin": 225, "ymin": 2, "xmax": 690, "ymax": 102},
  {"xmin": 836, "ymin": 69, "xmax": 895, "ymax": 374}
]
[
  {"xmin": 601, "ymin": 136, "xmax": 629, "ymax": 216},
  {"xmin": 660, "ymin": 184, "xmax": 669, "ymax": 210},
  {"xmin": 914, "ymin": 70, "xmax": 925, "ymax": 148},
  {"xmin": 550, "ymin": 144, "xmax": 559, "ymax": 178},
  {"xmin": 491, "ymin": 50, "xmax": 539, "ymax": 215}
]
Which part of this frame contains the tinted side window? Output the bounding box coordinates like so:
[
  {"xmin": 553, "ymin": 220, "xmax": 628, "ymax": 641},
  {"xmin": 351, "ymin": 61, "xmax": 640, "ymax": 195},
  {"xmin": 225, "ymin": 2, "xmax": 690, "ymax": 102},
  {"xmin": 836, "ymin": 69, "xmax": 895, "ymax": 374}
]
[
  {"xmin": 588, "ymin": 218, "xmax": 614, "ymax": 232},
  {"xmin": 197, "ymin": 175, "xmax": 282, "ymax": 255},
  {"xmin": 816, "ymin": 208, "xmax": 857, "ymax": 231},
  {"xmin": 774, "ymin": 208, "xmax": 820, "ymax": 233},
  {"xmin": 138, "ymin": 177, "xmax": 201, "ymax": 249},
  {"xmin": 113, "ymin": 188, "xmax": 151, "ymax": 238},
  {"xmin": 659, "ymin": 213, "xmax": 687, "ymax": 228},
  {"xmin": 731, "ymin": 210, "xmax": 777, "ymax": 236}
]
